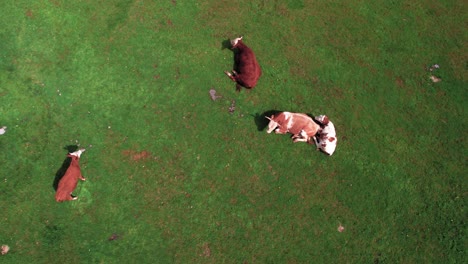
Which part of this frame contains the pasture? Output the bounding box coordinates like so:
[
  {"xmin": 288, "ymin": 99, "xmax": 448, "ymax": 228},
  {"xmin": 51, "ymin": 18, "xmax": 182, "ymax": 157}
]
[{"xmin": 0, "ymin": 0, "xmax": 465, "ymax": 263}]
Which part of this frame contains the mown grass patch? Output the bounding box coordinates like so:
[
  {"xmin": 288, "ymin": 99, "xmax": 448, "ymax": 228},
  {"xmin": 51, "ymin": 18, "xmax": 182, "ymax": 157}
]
[{"xmin": 0, "ymin": 0, "xmax": 465, "ymax": 263}]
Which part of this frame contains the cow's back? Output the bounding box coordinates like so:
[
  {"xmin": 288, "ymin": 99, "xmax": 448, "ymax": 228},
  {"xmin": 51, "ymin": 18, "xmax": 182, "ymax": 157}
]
[
  {"xmin": 322, "ymin": 121, "xmax": 336, "ymax": 137},
  {"xmin": 235, "ymin": 44, "xmax": 261, "ymax": 88},
  {"xmin": 55, "ymin": 164, "xmax": 80, "ymax": 202},
  {"xmin": 288, "ymin": 114, "xmax": 319, "ymax": 135}
]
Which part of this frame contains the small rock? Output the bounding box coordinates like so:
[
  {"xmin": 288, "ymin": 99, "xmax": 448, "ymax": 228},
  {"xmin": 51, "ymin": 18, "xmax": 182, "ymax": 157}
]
[
  {"xmin": 430, "ymin": 75, "xmax": 441, "ymax": 83},
  {"xmin": 337, "ymin": 224, "xmax": 345, "ymax": 232},
  {"xmin": 209, "ymin": 88, "xmax": 222, "ymax": 101},
  {"xmin": 0, "ymin": 126, "xmax": 7, "ymax": 135},
  {"xmin": 229, "ymin": 100, "xmax": 236, "ymax": 114},
  {"xmin": 1, "ymin": 245, "xmax": 10, "ymax": 255},
  {"xmin": 429, "ymin": 64, "xmax": 440, "ymax": 72},
  {"xmin": 108, "ymin": 233, "xmax": 120, "ymax": 241}
]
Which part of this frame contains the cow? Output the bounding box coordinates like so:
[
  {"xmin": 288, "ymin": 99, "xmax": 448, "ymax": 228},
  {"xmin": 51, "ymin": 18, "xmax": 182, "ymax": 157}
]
[
  {"xmin": 55, "ymin": 149, "xmax": 86, "ymax": 202},
  {"xmin": 224, "ymin": 36, "xmax": 262, "ymax": 91},
  {"xmin": 265, "ymin": 112, "xmax": 320, "ymax": 143},
  {"xmin": 307, "ymin": 115, "xmax": 337, "ymax": 156}
]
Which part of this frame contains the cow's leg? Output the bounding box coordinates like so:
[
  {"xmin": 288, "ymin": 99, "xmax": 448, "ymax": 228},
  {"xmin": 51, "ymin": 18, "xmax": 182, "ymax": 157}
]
[
  {"xmin": 299, "ymin": 130, "xmax": 308, "ymax": 138},
  {"xmin": 311, "ymin": 135, "xmax": 319, "ymax": 146},
  {"xmin": 224, "ymin": 71, "xmax": 236, "ymax": 82},
  {"xmin": 292, "ymin": 130, "xmax": 307, "ymax": 142},
  {"xmin": 67, "ymin": 194, "xmax": 78, "ymax": 201},
  {"xmin": 235, "ymin": 83, "xmax": 242, "ymax": 92},
  {"xmin": 312, "ymin": 135, "xmax": 321, "ymax": 150},
  {"xmin": 275, "ymin": 127, "xmax": 288, "ymax": 134},
  {"xmin": 293, "ymin": 136, "xmax": 308, "ymax": 143},
  {"xmin": 291, "ymin": 133, "xmax": 302, "ymax": 140}
]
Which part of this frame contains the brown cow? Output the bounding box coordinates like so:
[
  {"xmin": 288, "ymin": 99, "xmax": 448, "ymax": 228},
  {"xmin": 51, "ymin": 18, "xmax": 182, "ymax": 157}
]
[
  {"xmin": 224, "ymin": 36, "xmax": 262, "ymax": 91},
  {"xmin": 55, "ymin": 149, "xmax": 86, "ymax": 202},
  {"xmin": 266, "ymin": 112, "xmax": 320, "ymax": 143}
]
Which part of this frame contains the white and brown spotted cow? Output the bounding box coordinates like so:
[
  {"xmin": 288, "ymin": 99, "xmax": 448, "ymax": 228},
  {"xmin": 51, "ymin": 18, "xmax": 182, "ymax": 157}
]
[
  {"xmin": 265, "ymin": 112, "xmax": 320, "ymax": 143},
  {"xmin": 310, "ymin": 115, "xmax": 337, "ymax": 155}
]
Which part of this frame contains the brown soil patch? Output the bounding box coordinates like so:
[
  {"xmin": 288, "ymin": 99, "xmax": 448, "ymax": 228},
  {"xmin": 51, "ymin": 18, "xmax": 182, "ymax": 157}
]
[
  {"xmin": 200, "ymin": 243, "xmax": 211, "ymax": 257},
  {"xmin": 122, "ymin": 150, "xmax": 152, "ymax": 161},
  {"xmin": 327, "ymin": 86, "xmax": 345, "ymax": 99},
  {"xmin": 395, "ymin": 77, "xmax": 405, "ymax": 88},
  {"xmin": 25, "ymin": 10, "xmax": 34, "ymax": 18}
]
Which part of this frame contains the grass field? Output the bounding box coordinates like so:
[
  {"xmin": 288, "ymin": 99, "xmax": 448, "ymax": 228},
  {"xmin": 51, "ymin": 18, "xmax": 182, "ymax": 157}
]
[{"xmin": 0, "ymin": 0, "xmax": 466, "ymax": 263}]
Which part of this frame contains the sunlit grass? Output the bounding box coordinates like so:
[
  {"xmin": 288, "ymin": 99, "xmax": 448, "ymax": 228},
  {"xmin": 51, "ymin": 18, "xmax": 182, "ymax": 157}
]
[{"xmin": 0, "ymin": 0, "xmax": 465, "ymax": 263}]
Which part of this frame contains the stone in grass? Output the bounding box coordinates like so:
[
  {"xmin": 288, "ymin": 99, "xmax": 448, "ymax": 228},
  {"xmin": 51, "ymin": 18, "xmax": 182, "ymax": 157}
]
[
  {"xmin": 229, "ymin": 100, "xmax": 236, "ymax": 114},
  {"xmin": 209, "ymin": 88, "xmax": 222, "ymax": 101},
  {"xmin": 0, "ymin": 126, "xmax": 6, "ymax": 135},
  {"xmin": 1, "ymin": 245, "xmax": 10, "ymax": 255},
  {"xmin": 428, "ymin": 64, "xmax": 441, "ymax": 83},
  {"xmin": 430, "ymin": 75, "xmax": 442, "ymax": 83},
  {"xmin": 337, "ymin": 224, "xmax": 345, "ymax": 232},
  {"xmin": 429, "ymin": 64, "xmax": 440, "ymax": 72},
  {"xmin": 108, "ymin": 233, "xmax": 121, "ymax": 241}
]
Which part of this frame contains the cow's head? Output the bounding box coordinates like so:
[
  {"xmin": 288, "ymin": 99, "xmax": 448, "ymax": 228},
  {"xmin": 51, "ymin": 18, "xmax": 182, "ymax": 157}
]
[
  {"xmin": 230, "ymin": 36, "xmax": 243, "ymax": 48},
  {"xmin": 315, "ymin": 115, "xmax": 329, "ymax": 125},
  {"xmin": 68, "ymin": 148, "xmax": 86, "ymax": 159},
  {"xmin": 265, "ymin": 115, "xmax": 279, "ymax": 133}
]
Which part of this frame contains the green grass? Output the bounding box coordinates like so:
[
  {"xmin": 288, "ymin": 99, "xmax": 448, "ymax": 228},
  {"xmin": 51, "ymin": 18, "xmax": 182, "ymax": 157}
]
[{"xmin": 0, "ymin": 0, "xmax": 465, "ymax": 263}]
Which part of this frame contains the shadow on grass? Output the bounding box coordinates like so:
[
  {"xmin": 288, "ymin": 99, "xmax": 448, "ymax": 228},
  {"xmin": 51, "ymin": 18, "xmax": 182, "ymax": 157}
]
[
  {"xmin": 221, "ymin": 38, "xmax": 231, "ymax": 50},
  {"xmin": 52, "ymin": 145, "xmax": 79, "ymax": 191},
  {"xmin": 221, "ymin": 38, "xmax": 245, "ymax": 92},
  {"xmin": 253, "ymin": 110, "xmax": 282, "ymax": 131},
  {"xmin": 306, "ymin": 113, "xmax": 324, "ymax": 127}
]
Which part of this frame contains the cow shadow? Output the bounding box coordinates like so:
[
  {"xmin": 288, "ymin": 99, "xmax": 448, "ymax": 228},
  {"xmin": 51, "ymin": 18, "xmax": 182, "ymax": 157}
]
[
  {"xmin": 52, "ymin": 145, "xmax": 79, "ymax": 191},
  {"xmin": 222, "ymin": 38, "xmax": 247, "ymax": 91},
  {"xmin": 253, "ymin": 110, "xmax": 282, "ymax": 131},
  {"xmin": 306, "ymin": 113, "xmax": 326, "ymax": 128},
  {"xmin": 223, "ymin": 39, "xmax": 241, "ymax": 72},
  {"xmin": 221, "ymin": 38, "xmax": 232, "ymax": 50}
]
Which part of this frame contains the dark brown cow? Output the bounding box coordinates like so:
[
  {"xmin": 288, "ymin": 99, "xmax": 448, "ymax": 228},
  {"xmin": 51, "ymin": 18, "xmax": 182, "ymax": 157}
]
[
  {"xmin": 224, "ymin": 36, "xmax": 262, "ymax": 91},
  {"xmin": 55, "ymin": 149, "xmax": 86, "ymax": 202}
]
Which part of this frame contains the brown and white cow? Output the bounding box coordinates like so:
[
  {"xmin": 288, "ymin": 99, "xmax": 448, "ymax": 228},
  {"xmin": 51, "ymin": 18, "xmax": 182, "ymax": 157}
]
[
  {"xmin": 266, "ymin": 112, "xmax": 320, "ymax": 143},
  {"xmin": 307, "ymin": 115, "xmax": 337, "ymax": 156},
  {"xmin": 55, "ymin": 149, "xmax": 86, "ymax": 202},
  {"xmin": 224, "ymin": 36, "xmax": 262, "ymax": 90}
]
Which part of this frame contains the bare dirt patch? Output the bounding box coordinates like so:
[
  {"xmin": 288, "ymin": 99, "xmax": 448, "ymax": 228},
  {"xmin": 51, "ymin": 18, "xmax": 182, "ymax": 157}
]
[
  {"xmin": 395, "ymin": 77, "xmax": 405, "ymax": 88},
  {"xmin": 25, "ymin": 10, "xmax": 34, "ymax": 18},
  {"xmin": 199, "ymin": 242, "xmax": 211, "ymax": 257},
  {"xmin": 122, "ymin": 150, "xmax": 152, "ymax": 162}
]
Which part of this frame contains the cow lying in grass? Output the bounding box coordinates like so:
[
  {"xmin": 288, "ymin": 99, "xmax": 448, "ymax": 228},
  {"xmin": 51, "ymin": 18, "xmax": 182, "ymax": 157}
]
[
  {"xmin": 266, "ymin": 112, "xmax": 320, "ymax": 143},
  {"xmin": 224, "ymin": 36, "xmax": 262, "ymax": 91},
  {"xmin": 297, "ymin": 115, "xmax": 337, "ymax": 155},
  {"xmin": 55, "ymin": 149, "xmax": 86, "ymax": 202}
]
